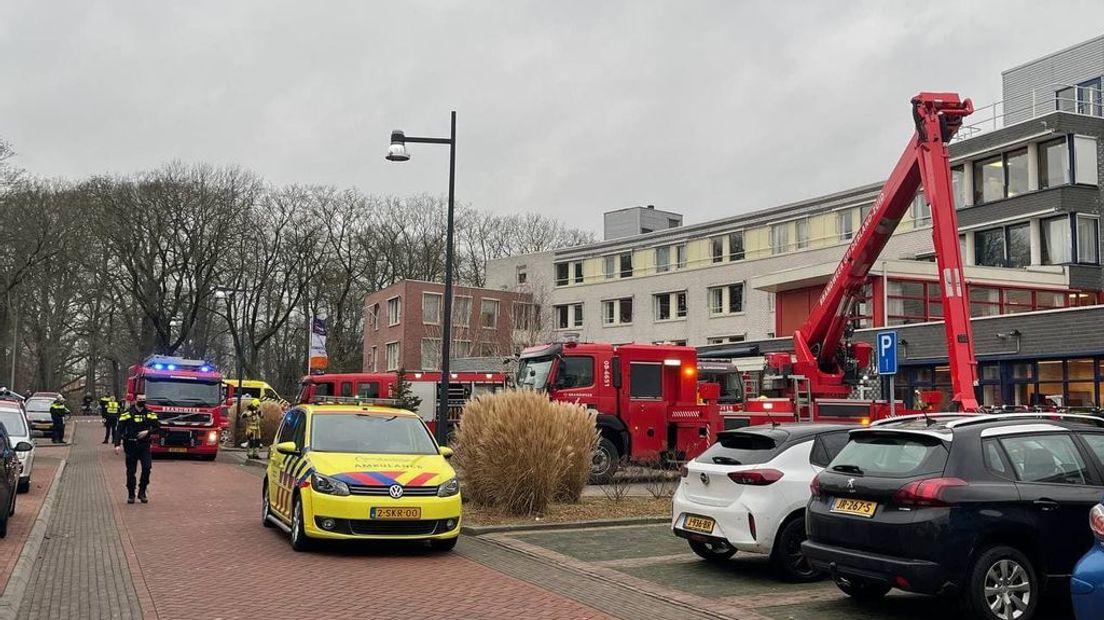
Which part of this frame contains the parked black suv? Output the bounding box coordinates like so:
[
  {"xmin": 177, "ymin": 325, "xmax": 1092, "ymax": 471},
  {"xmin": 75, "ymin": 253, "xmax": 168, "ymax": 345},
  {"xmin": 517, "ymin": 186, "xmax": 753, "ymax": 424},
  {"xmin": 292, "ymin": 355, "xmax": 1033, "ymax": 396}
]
[
  {"xmin": 802, "ymin": 413, "xmax": 1104, "ymax": 620},
  {"xmin": 0, "ymin": 418, "xmax": 27, "ymax": 538}
]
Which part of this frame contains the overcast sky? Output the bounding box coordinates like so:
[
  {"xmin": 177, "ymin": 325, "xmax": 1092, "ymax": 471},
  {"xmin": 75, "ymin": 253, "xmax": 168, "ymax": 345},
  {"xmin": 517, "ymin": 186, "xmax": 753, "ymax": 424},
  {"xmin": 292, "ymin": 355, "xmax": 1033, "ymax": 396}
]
[{"xmin": 2, "ymin": 2, "xmax": 1103, "ymax": 232}]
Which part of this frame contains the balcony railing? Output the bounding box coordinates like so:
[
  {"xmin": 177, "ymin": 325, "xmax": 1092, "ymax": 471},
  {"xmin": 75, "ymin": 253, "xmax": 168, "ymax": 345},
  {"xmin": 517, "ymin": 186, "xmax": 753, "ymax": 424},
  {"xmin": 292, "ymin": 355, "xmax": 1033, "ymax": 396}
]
[{"xmin": 953, "ymin": 82, "xmax": 1103, "ymax": 142}]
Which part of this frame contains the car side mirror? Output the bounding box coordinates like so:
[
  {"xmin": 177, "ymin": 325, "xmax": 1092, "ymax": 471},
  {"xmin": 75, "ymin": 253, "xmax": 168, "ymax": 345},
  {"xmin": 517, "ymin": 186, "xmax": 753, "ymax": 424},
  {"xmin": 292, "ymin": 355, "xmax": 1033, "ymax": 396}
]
[
  {"xmin": 14, "ymin": 441, "xmax": 32, "ymax": 452},
  {"xmin": 275, "ymin": 441, "xmax": 299, "ymax": 456},
  {"xmin": 439, "ymin": 446, "xmax": 454, "ymax": 459}
]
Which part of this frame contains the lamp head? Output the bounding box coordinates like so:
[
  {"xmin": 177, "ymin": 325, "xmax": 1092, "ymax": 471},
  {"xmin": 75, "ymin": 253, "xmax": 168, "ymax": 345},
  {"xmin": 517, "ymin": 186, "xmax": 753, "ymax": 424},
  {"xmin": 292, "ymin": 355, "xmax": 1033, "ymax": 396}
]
[{"xmin": 386, "ymin": 130, "xmax": 410, "ymax": 162}]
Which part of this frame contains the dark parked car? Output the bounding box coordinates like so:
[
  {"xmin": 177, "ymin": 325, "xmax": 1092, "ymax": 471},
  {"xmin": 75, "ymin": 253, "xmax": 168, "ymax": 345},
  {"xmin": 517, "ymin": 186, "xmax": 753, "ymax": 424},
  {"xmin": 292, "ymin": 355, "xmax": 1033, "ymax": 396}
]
[
  {"xmin": 802, "ymin": 413, "xmax": 1104, "ymax": 620},
  {"xmin": 0, "ymin": 420, "xmax": 29, "ymax": 538}
]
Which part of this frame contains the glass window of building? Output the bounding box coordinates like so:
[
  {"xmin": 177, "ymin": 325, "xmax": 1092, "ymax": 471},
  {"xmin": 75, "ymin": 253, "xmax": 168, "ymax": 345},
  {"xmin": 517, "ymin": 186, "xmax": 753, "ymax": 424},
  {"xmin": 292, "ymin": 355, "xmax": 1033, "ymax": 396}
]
[
  {"xmin": 1074, "ymin": 136, "xmax": 1099, "ymax": 185},
  {"xmin": 452, "ymin": 296, "xmax": 472, "ymax": 325},
  {"xmin": 422, "ymin": 292, "xmax": 442, "ymax": 325},
  {"xmin": 770, "ymin": 223, "xmax": 789, "ymax": 255},
  {"xmin": 837, "ymin": 210, "xmax": 854, "ymax": 241},
  {"xmin": 655, "ymin": 246, "xmax": 671, "ymax": 273},
  {"xmin": 387, "ymin": 296, "xmax": 402, "ymax": 325},
  {"xmin": 573, "ymin": 262, "xmax": 583, "ymax": 284},
  {"xmin": 707, "ymin": 284, "xmax": 744, "ymax": 315},
  {"xmin": 1078, "ymin": 216, "xmax": 1100, "ymax": 264},
  {"xmin": 974, "ymin": 228, "xmax": 1006, "ymax": 267},
  {"xmin": 710, "ymin": 237, "xmax": 724, "ymax": 263},
  {"xmin": 973, "ymin": 156, "xmax": 1004, "ymax": 204},
  {"xmin": 1005, "ymin": 148, "xmax": 1029, "ymax": 197},
  {"xmin": 1056, "ymin": 86, "xmax": 1076, "ymax": 112},
  {"xmin": 479, "ymin": 299, "xmax": 498, "ymax": 328},
  {"xmin": 727, "ymin": 283, "xmax": 744, "ymax": 313},
  {"xmin": 603, "ymin": 255, "xmax": 615, "ymax": 279},
  {"xmin": 555, "ymin": 262, "xmax": 569, "ymax": 286},
  {"xmin": 1042, "ymin": 216, "xmax": 1073, "ymax": 264},
  {"xmin": 1008, "ymin": 223, "xmax": 1031, "ymax": 268},
  {"xmin": 709, "ymin": 287, "xmax": 724, "ymax": 314},
  {"xmin": 602, "ymin": 297, "xmax": 633, "ymax": 325},
  {"xmin": 619, "ymin": 253, "xmax": 633, "ymax": 278},
  {"xmin": 675, "ymin": 244, "xmax": 687, "ymax": 268},
  {"xmin": 1078, "ymin": 78, "xmax": 1102, "ymax": 116},
  {"xmin": 729, "ymin": 232, "xmax": 745, "ymax": 261},
  {"xmin": 1038, "ymin": 137, "xmax": 1070, "ymax": 189},
  {"xmin": 969, "ymin": 286, "xmax": 1001, "ymax": 317},
  {"xmin": 1004, "ymin": 288, "xmax": 1033, "ymax": 313},
  {"xmin": 951, "ymin": 165, "xmax": 965, "ymax": 209},
  {"xmin": 653, "ymin": 291, "xmax": 687, "ymax": 321},
  {"xmin": 911, "ymin": 191, "xmax": 931, "ymax": 226},
  {"xmin": 795, "ymin": 218, "xmax": 809, "ymax": 249}
]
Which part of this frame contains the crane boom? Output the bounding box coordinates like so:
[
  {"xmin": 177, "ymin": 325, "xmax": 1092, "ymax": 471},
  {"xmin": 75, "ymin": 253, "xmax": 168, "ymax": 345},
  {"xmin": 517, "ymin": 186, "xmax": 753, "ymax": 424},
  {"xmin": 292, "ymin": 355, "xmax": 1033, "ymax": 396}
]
[{"xmin": 792, "ymin": 92, "xmax": 980, "ymax": 412}]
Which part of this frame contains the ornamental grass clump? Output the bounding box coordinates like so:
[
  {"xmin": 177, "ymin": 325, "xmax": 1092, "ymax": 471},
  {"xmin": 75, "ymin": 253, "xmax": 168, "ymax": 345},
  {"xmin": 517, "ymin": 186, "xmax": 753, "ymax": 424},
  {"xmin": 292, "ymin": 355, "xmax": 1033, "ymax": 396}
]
[
  {"xmin": 455, "ymin": 390, "xmax": 598, "ymax": 515},
  {"xmin": 228, "ymin": 400, "xmax": 284, "ymax": 444}
]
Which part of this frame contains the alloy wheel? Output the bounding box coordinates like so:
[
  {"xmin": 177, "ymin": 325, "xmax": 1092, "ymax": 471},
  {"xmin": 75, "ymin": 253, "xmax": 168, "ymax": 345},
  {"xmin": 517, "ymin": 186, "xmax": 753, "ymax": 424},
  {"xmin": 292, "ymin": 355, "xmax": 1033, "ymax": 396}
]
[{"xmin": 983, "ymin": 558, "xmax": 1031, "ymax": 620}]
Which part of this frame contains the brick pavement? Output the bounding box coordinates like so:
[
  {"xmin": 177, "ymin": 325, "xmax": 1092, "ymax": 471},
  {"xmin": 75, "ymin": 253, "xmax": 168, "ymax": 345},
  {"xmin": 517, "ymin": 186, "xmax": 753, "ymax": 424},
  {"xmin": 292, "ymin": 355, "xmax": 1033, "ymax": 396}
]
[
  {"xmin": 0, "ymin": 456, "xmax": 62, "ymax": 592},
  {"xmin": 16, "ymin": 422, "xmax": 142, "ymax": 620}
]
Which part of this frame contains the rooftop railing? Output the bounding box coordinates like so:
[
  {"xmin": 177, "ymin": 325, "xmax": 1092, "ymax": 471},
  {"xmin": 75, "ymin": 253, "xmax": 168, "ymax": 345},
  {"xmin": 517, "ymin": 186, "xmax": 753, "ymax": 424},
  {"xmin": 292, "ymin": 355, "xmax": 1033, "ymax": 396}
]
[{"xmin": 953, "ymin": 82, "xmax": 1103, "ymax": 142}]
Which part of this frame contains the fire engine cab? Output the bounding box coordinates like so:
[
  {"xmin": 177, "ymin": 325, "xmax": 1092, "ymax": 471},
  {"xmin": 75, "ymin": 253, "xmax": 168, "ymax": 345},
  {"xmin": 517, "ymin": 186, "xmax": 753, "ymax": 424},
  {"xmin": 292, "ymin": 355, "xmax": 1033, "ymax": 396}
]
[
  {"xmin": 516, "ymin": 341, "xmax": 721, "ymax": 483},
  {"xmin": 126, "ymin": 355, "xmax": 223, "ymax": 460}
]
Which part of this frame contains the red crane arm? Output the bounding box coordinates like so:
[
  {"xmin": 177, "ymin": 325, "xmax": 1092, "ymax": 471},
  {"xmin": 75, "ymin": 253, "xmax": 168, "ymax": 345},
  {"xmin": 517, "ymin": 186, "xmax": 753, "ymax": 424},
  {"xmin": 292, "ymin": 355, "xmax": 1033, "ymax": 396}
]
[{"xmin": 792, "ymin": 92, "xmax": 979, "ymax": 411}]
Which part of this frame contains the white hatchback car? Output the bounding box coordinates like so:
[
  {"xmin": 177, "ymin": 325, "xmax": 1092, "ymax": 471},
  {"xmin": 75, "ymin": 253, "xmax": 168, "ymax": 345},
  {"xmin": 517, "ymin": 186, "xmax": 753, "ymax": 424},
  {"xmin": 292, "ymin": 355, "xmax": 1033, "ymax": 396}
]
[
  {"xmin": 0, "ymin": 405, "xmax": 34, "ymax": 493},
  {"xmin": 672, "ymin": 423, "xmax": 853, "ymax": 581}
]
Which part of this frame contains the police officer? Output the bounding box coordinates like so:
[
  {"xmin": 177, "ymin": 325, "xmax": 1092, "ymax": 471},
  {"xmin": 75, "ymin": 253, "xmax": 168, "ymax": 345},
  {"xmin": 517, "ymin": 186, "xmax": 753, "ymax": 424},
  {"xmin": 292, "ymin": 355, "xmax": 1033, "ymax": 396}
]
[
  {"xmin": 102, "ymin": 395, "xmax": 121, "ymax": 444},
  {"xmin": 49, "ymin": 394, "xmax": 69, "ymax": 444},
  {"xmin": 241, "ymin": 398, "xmax": 263, "ymax": 459},
  {"xmin": 99, "ymin": 393, "xmax": 110, "ymax": 417},
  {"xmin": 114, "ymin": 395, "xmax": 159, "ymax": 504}
]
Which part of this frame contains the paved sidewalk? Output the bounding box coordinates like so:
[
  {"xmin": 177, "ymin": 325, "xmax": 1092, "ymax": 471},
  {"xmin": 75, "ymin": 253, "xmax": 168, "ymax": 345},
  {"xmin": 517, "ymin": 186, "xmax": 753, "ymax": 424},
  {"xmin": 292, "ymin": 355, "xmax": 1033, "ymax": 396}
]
[
  {"xmin": 16, "ymin": 423, "xmax": 142, "ymax": 620},
  {"xmin": 0, "ymin": 457, "xmax": 62, "ymax": 592}
]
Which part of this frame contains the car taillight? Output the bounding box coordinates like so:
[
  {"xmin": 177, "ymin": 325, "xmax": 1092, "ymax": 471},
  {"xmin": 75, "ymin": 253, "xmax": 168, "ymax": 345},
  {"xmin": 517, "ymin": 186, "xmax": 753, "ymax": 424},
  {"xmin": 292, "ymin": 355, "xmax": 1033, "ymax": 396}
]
[
  {"xmin": 893, "ymin": 477, "xmax": 967, "ymax": 507},
  {"xmin": 727, "ymin": 469, "xmax": 783, "ymax": 485},
  {"xmin": 678, "ymin": 465, "xmax": 688, "ymax": 478},
  {"xmin": 810, "ymin": 474, "xmax": 821, "ymax": 497},
  {"xmin": 1090, "ymin": 505, "xmax": 1104, "ymax": 540}
]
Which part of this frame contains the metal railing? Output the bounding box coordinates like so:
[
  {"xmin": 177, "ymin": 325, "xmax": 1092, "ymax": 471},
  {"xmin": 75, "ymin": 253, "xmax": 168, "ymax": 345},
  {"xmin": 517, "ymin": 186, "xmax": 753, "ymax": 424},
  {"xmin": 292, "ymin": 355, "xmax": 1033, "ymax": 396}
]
[{"xmin": 953, "ymin": 82, "xmax": 1103, "ymax": 142}]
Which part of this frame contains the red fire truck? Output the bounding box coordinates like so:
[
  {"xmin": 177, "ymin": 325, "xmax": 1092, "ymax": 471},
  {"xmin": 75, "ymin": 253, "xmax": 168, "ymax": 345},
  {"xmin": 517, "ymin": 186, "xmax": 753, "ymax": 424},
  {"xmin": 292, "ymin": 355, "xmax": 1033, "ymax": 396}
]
[
  {"xmin": 734, "ymin": 92, "xmax": 981, "ymax": 426},
  {"xmin": 296, "ymin": 371, "xmax": 508, "ymax": 434},
  {"xmin": 125, "ymin": 355, "xmax": 224, "ymax": 460},
  {"xmin": 516, "ymin": 341, "xmax": 721, "ymax": 483}
]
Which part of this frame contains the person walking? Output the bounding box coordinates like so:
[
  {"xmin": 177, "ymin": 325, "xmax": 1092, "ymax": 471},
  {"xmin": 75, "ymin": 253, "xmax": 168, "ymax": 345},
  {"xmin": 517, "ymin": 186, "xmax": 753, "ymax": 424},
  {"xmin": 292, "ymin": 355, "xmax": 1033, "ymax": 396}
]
[
  {"xmin": 241, "ymin": 398, "xmax": 263, "ymax": 459},
  {"xmin": 102, "ymin": 395, "xmax": 121, "ymax": 444},
  {"xmin": 114, "ymin": 395, "xmax": 159, "ymax": 504},
  {"xmin": 49, "ymin": 394, "xmax": 69, "ymax": 444}
]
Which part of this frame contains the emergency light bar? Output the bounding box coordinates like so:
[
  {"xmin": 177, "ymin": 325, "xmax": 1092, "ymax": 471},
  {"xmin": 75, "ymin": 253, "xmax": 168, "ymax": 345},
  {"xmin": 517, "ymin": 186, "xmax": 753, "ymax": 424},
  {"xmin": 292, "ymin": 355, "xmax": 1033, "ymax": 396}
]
[
  {"xmin": 143, "ymin": 355, "xmax": 215, "ymax": 373},
  {"xmin": 309, "ymin": 396, "xmax": 404, "ymax": 408}
]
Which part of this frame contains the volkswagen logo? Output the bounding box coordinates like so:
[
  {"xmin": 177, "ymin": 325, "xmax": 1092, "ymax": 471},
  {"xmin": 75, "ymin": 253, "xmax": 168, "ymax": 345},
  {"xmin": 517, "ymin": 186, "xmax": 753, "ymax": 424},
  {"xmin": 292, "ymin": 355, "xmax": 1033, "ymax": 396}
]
[
  {"xmin": 699, "ymin": 472, "xmax": 709, "ymax": 486},
  {"xmin": 388, "ymin": 484, "xmax": 404, "ymax": 499}
]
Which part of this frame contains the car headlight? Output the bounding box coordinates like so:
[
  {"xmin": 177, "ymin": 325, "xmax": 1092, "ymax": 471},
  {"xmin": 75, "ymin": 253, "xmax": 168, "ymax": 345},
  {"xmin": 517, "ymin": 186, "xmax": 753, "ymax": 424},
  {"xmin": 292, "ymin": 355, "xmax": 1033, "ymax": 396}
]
[
  {"xmin": 437, "ymin": 477, "xmax": 460, "ymax": 498},
  {"xmin": 311, "ymin": 473, "xmax": 350, "ymax": 497}
]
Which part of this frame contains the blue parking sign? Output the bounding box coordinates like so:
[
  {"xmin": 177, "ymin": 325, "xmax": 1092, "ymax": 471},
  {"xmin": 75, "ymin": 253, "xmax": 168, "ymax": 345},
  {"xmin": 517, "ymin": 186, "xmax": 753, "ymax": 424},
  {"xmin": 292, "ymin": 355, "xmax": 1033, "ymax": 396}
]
[{"xmin": 877, "ymin": 331, "xmax": 897, "ymax": 375}]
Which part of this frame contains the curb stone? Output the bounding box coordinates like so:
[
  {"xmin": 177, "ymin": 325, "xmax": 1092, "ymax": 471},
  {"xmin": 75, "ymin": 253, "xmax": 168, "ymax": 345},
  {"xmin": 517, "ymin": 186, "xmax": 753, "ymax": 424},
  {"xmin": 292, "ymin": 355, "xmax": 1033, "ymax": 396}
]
[
  {"xmin": 0, "ymin": 459, "xmax": 68, "ymax": 620},
  {"xmin": 462, "ymin": 515, "xmax": 669, "ymax": 536}
]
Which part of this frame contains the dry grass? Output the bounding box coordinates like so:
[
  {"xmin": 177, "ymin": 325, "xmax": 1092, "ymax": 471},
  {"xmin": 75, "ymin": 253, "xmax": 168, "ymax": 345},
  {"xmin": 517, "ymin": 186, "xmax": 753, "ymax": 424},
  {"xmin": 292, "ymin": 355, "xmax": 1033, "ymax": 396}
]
[
  {"xmin": 463, "ymin": 496, "xmax": 671, "ymax": 527},
  {"xmin": 454, "ymin": 390, "xmax": 598, "ymax": 515},
  {"xmin": 226, "ymin": 400, "xmax": 284, "ymax": 444}
]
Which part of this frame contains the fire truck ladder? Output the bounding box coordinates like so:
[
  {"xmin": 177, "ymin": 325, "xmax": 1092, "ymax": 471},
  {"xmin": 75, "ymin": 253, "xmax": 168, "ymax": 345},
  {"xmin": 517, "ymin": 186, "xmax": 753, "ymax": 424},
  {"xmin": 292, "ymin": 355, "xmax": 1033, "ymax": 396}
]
[{"xmin": 791, "ymin": 376, "xmax": 814, "ymax": 422}]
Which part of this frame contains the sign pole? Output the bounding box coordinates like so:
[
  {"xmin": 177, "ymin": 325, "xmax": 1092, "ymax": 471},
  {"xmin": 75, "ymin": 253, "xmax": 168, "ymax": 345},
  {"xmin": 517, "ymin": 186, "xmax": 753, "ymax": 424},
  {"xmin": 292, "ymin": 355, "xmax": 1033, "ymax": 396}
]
[{"xmin": 889, "ymin": 375, "xmax": 896, "ymax": 417}]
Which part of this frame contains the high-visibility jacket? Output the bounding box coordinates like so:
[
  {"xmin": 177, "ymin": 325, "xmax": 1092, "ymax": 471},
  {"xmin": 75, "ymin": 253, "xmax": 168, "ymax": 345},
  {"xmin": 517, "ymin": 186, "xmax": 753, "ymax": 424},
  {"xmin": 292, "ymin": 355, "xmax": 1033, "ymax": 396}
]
[
  {"xmin": 106, "ymin": 400, "xmax": 120, "ymax": 416},
  {"xmin": 50, "ymin": 402, "xmax": 68, "ymax": 418},
  {"xmin": 116, "ymin": 407, "xmax": 159, "ymax": 446}
]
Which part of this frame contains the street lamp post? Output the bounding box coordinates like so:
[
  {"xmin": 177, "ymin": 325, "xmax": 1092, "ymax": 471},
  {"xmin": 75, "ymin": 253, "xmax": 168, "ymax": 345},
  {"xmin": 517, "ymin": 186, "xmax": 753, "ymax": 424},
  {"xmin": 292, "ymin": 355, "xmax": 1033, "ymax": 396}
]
[{"xmin": 386, "ymin": 111, "xmax": 457, "ymax": 446}]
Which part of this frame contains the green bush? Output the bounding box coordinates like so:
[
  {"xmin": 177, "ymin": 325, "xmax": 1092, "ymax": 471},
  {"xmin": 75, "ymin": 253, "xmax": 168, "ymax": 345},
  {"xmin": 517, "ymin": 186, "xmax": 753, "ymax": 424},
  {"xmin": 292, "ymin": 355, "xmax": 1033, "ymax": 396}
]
[{"xmin": 455, "ymin": 390, "xmax": 597, "ymax": 515}]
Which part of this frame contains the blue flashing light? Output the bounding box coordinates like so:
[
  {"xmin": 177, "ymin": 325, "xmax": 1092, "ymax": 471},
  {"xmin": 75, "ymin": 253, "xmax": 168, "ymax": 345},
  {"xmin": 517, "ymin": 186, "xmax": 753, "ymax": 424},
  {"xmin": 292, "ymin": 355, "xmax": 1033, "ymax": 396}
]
[
  {"xmin": 153, "ymin": 364, "xmax": 164, "ymax": 370},
  {"xmin": 167, "ymin": 364, "xmax": 177, "ymax": 370},
  {"xmin": 199, "ymin": 366, "xmax": 211, "ymax": 372}
]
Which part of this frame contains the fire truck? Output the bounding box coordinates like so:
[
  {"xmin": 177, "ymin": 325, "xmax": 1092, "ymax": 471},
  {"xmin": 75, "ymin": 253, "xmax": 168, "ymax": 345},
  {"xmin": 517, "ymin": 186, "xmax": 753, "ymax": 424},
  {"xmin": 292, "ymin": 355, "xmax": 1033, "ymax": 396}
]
[
  {"xmin": 296, "ymin": 371, "xmax": 508, "ymax": 434},
  {"xmin": 515, "ymin": 341, "xmax": 721, "ymax": 483},
  {"xmin": 125, "ymin": 355, "xmax": 224, "ymax": 460},
  {"xmin": 733, "ymin": 92, "xmax": 981, "ymax": 427}
]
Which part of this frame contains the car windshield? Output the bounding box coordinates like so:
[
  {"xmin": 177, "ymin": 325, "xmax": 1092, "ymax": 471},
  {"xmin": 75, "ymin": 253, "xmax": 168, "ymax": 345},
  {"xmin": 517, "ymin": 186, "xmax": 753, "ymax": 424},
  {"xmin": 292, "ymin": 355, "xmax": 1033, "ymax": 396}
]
[
  {"xmin": 144, "ymin": 379, "xmax": 221, "ymax": 406},
  {"xmin": 310, "ymin": 413, "xmax": 438, "ymax": 455},
  {"xmin": 516, "ymin": 356, "xmax": 554, "ymax": 389},
  {"xmin": 829, "ymin": 432, "xmax": 949, "ymax": 478},
  {"xmin": 696, "ymin": 431, "xmax": 785, "ymax": 465},
  {"xmin": 25, "ymin": 399, "xmax": 52, "ymax": 414},
  {"xmin": 0, "ymin": 410, "xmax": 27, "ymax": 436},
  {"xmin": 232, "ymin": 386, "xmax": 263, "ymax": 398}
]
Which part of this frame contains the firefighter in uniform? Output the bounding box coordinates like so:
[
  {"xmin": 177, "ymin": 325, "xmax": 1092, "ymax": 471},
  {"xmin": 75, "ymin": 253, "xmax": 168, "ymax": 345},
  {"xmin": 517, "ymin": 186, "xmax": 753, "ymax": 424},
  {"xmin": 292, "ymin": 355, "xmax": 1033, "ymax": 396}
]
[
  {"xmin": 241, "ymin": 398, "xmax": 263, "ymax": 459},
  {"xmin": 114, "ymin": 395, "xmax": 159, "ymax": 504},
  {"xmin": 102, "ymin": 395, "xmax": 121, "ymax": 444},
  {"xmin": 49, "ymin": 394, "xmax": 69, "ymax": 444}
]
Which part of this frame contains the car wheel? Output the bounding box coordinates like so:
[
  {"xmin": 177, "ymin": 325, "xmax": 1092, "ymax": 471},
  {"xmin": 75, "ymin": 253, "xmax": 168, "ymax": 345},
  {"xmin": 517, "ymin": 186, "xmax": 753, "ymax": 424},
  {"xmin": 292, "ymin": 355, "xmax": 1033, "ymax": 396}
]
[
  {"xmin": 770, "ymin": 516, "xmax": 823, "ymax": 582},
  {"xmin": 688, "ymin": 539, "xmax": 736, "ymax": 562},
  {"xmin": 835, "ymin": 576, "xmax": 891, "ymax": 602},
  {"xmin": 430, "ymin": 537, "xmax": 458, "ymax": 552},
  {"xmin": 962, "ymin": 545, "xmax": 1038, "ymax": 620},
  {"xmin": 289, "ymin": 495, "xmax": 313, "ymax": 552},
  {"xmin": 17, "ymin": 478, "xmax": 29, "ymax": 494},
  {"xmin": 590, "ymin": 437, "xmax": 620, "ymax": 485},
  {"xmin": 261, "ymin": 483, "xmax": 274, "ymax": 528}
]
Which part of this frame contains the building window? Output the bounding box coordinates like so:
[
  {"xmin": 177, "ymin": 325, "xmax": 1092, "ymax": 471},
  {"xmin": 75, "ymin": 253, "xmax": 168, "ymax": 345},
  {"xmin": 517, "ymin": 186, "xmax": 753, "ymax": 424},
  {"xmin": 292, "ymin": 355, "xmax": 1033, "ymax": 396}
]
[
  {"xmin": 516, "ymin": 265, "xmax": 528, "ymax": 285},
  {"xmin": 1078, "ymin": 78, "xmax": 1102, "ymax": 116},
  {"xmin": 770, "ymin": 223, "xmax": 789, "ymax": 255},
  {"xmin": 706, "ymin": 335, "xmax": 746, "ymax": 345},
  {"xmin": 1056, "ymin": 86, "xmax": 1077, "ymax": 112},
  {"xmin": 1008, "ymin": 222, "xmax": 1031, "ymax": 268},
  {"xmin": 951, "ymin": 165, "xmax": 965, "ymax": 209},
  {"xmin": 1042, "ymin": 216, "xmax": 1073, "ymax": 265},
  {"xmin": 619, "ymin": 252, "xmax": 633, "ymax": 278},
  {"xmin": 572, "ymin": 262, "xmax": 583, "ymax": 284},
  {"xmin": 708, "ymin": 283, "xmax": 744, "ymax": 315},
  {"xmin": 710, "ymin": 237, "xmax": 724, "ymax": 263},
  {"xmin": 668, "ymin": 218, "xmax": 681, "ymax": 228},
  {"xmin": 387, "ymin": 297, "xmax": 401, "ymax": 326},
  {"xmin": 795, "ymin": 218, "xmax": 809, "ymax": 249},
  {"xmin": 969, "ymin": 286, "xmax": 1001, "ymax": 317},
  {"xmin": 655, "ymin": 246, "xmax": 671, "ymax": 273},
  {"xmin": 555, "ymin": 262, "xmax": 569, "ymax": 286},
  {"xmin": 1039, "ymin": 137, "xmax": 1070, "ymax": 189},
  {"xmin": 385, "ymin": 342, "xmax": 400, "ymax": 371},
  {"xmin": 452, "ymin": 295, "xmax": 472, "ymax": 325},
  {"xmin": 653, "ymin": 291, "xmax": 687, "ymax": 321},
  {"xmin": 421, "ymin": 338, "xmax": 441, "ymax": 370},
  {"xmin": 479, "ymin": 299, "xmax": 499, "ymax": 328},
  {"xmin": 974, "ymin": 228, "xmax": 1006, "ymax": 267},
  {"xmin": 837, "ymin": 210, "xmax": 854, "ymax": 241},
  {"xmin": 422, "ymin": 293, "xmax": 442, "ymax": 325},
  {"xmin": 554, "ymin": 303, "xmax": 583, "ymax": 329},
  {"xmin": 369, "ymin": 303, "xmax": 380, "ymax": 331},
  {"xmin": 1074, "ymin": 136, "xmax": 1099, "ymax": 185},
  {"xmin": 1078, "ymin": 216, "xmax": 1100, "ymax": 264},
  {"xmin": 603, "ymin": 255, "xmax": 615, "ymax": 279},
  {"xmin": 1005, "ymin": 148, "xmax": 1029, "ymax": 197},
  {"xmin": 602, "ymin": 297, "xmax": 633, "ymax": 325},
  {"xmin": 973, "ymin": 155, "xmax": 1003, "ymax": 204},
  {"xmin": 729, "ymin": 231, "xmax": 745, "ymax": 261},
  {"xmin": 675, "ymin": 244, "xmax": 687, "ymax": 269},
  {"xmin": 512, "ymin": 302, "xmax": 538, "ymax": 331},
  {"xmin": 911, "ymin": 191, "xmax": 931, "ymax": 227},
  {"xmin": 886, "ymin": 280, "xmax": 935, "ymax": 325}
]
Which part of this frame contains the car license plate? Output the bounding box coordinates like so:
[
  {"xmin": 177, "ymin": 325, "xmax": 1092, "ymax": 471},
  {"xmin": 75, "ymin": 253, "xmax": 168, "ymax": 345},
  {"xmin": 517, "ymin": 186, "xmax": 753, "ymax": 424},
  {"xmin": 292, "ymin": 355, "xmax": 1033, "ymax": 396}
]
[
  {"xmin": 168, "ymin": 447, "xmax": 188, "ymax": 454},
  {"xmin": 371, "ymin": 507, "xmax": 421, "ymax": 520},
  {"xmin": 830, "ymin": 497, "xmax": 878, "ymax": 518},
  {"xmin": 683, "ymin": 515, "xmax": 715, "ymax": 534}
]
